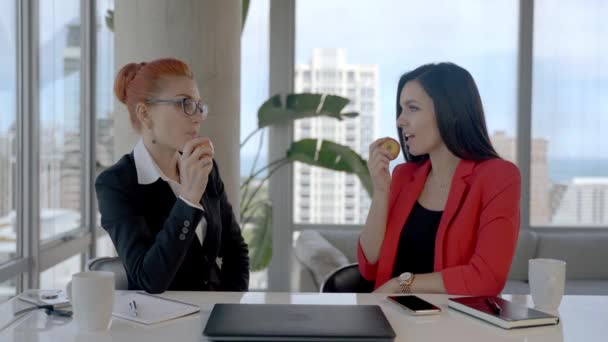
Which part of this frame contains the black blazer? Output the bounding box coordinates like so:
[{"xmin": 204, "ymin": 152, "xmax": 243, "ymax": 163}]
[{"xmin": 95, "ymin": 153, "xmax": 249, "ymax": 293}]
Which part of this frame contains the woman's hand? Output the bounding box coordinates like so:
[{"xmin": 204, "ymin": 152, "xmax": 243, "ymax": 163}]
[
  {"xmin": 368, "ymin": 138, "xmax": 394, "ymax": 194},
  {"xmin": 178, "ymin": 137, "xmax": 214, "ymax": 204},
  {"xmin": 372, "ymin": 277, "xmax": 400, "ymax": 294}
]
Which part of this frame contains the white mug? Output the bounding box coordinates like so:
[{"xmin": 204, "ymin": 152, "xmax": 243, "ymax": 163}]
[
  {"xmin": 529, "ymin": 258, "xmax": 566, "ymax": 311},
  {"xmin": 70, "ymin": 271, "xmax": 115, "ymax": 331}
]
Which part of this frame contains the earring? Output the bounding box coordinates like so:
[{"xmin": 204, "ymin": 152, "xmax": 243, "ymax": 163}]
[{"xmin": 150, "ymin": 128, "xmax": 156, "ymax": 144}]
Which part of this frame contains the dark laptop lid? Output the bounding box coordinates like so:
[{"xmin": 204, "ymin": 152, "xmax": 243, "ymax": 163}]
[{"xmin": 203, "ymin": 303, "xmax": 396, "ymax": 341}]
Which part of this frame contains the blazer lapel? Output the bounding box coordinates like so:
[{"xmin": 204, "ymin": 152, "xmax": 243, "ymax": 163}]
[
  {"xmin": 433, "ymin": 159, "xmax": 475, "ymax": 270},
  {"xmin": 377, "ymin": 161, "xmax": 430, "ymax": 285},
  {"xmin": 137, "ymin": 179, "xmax": 178, "ymax": 235}
]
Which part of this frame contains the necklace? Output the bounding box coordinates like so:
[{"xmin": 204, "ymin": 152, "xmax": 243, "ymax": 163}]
[
  {"xmin": 428, "ymin": 172, "xmax": 452, "ymax": 189},
  {"xmin": 432, "ymin": 179, "xmax": 450, "ymax": 189}
]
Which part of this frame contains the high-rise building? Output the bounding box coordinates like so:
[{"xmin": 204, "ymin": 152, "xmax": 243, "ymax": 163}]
[
  {"xmin": 491, "ymin": 131, "xmax": 551, "ymax": 225},
  {"xmin": 551, "ymin": 178, "xmax": 608, "ymax": 225},
  {"xmin": 0, "ymin": 126, "xmax": 15, "ymax": 217},
  {"xmin": 56, "ymin": 23, "xmax": 82, "ymax": 213},
  {"xmin": 96, "ymin": 118, "xmax": 115, "ymax": 169},
  {"xmin": 293, "ymin": 49, "xmax": 378, "ymax": 224},
  {"xmin": 57, "ymin": 23, "xmax": 115, "ymax": 217},
  {"xmin": 39, "ymin": 129, "xmax": 65, "ymax": 213}
]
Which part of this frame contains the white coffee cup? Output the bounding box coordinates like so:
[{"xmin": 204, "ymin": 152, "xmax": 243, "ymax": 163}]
[
  {"xmin": 70, "ymin": 271, "xmax": 115, "ymax": 331},
  {"xmin": 529, "ymin": 258, "xmax": 566, "ymax": 311}
]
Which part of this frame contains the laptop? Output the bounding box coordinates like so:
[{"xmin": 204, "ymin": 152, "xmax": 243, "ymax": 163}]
[{"xmin": 203, "ymin": 303, "xmax": 396, "ymax": 341}]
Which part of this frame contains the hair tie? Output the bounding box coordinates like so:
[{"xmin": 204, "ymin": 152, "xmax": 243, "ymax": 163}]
[
  {"xmin": 136, "ymin": 62, "xmax": 147, "ymax": 73},
  {"xmin": 126, "ymin": 62, "xmax": 147, "ymax": 88}
]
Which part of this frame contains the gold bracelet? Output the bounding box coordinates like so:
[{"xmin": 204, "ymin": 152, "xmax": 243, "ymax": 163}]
[{"xmin": 399, "ymin": 274, "xmax": 416, "ymax": 293}]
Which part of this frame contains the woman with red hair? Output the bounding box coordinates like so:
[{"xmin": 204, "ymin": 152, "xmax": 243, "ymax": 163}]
[{"xmin": 96, "ymin": 57, "xmax": 249, "ymax": 293}]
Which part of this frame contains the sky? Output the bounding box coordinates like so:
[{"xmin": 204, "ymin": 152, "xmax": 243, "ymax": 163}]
[
  {"xmin": 0, "ymin": 0, "xmax": 81, "ymax": 133},
  {"xmin": 240, "ymin": 0, "xmax": 608, "ymax": 168},
  {"xmin": 0, "ymin": 0, "xmax": 116, "ymax": 134}
]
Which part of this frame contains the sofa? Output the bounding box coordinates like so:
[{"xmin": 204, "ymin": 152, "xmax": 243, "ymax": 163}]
[{"xmin": 293, "ymin": 228, "xmax": 608, "ymax": 295}]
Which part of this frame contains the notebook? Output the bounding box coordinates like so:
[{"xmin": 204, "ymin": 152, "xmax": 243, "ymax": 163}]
[
  {"xmin": 448, "ymin": 296, "xmax": 560, "ymax": 329},
  {"xmin": 203, "ymin": 303, "xmax": 396, "ymax": 341},
  {"xmin": 112, "ymin": 291, "xmax": 200, "ymax": 325}
]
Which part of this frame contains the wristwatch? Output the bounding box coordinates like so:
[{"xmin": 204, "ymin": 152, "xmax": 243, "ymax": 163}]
[{"xmin": 398, "ymin": 272, "xmax": 416, "ymax": 293}]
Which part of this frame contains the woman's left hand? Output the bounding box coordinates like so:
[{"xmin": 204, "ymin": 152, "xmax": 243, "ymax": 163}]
[{"xmin": 372, "ymin": 277, "xmax": 400, "ymax": 293}]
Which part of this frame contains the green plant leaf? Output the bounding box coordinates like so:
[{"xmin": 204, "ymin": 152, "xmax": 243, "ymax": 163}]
[
  {"xmin": 245, "ymin": 202, "xmax": 273, "ymax": 272},
  {"xmin": 105, "ymin": 9, "xmax": 114, "ymax": 32},
  {"xmin": 286, "ymin": 139, "xmax": 373, "ymax": 196},
  {"xmin": 242, "ymin": 0, "xmax": 250, "ymax": 32},
  {"xmin": 242, "ymin": 91, "xmax": 370, "ymax": 272},
  {"xmin": 258, "ymin": 93, "xmax": 358, "ymax": 128}
]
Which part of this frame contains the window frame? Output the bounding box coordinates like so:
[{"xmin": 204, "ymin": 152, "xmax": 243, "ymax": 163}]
[{"xmin": 0, "ymin": 0, "xmax": 101, "ymax": 292}]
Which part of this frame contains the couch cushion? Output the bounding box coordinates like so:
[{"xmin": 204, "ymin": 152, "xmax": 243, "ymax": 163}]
[
  {"xmin": 502, "ymin": 279, "xmax": 608, "ymax": 295},
  {"xmin": 502, "ymin": 280, "xmax": 530, "ymax": 295},
  {"xmin": 294, "ymin": 230, "xmax": 350, "ymax": 286},
  {"xmin": 535, "ymin": 230, "xmax": 608, "ymax": 280},
  {"xmin": 290, "ymin": 253, "xmax": 319, "ymax": 292},
  {"xmin": 316, "ymin": 229, "xmax": 360, "ymax": 262},
  {"xmin": 564, "ymin": 280, "xmax": 608, "ymax": 295},
  {"xmin": 508, "ymin": 229, "xmax": 538, "ymax": 281}
]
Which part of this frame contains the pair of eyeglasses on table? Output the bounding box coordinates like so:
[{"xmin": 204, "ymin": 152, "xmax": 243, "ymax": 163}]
[{"xmin": 13, "ymin": 304, "xmax": 73, "ymax": 318}]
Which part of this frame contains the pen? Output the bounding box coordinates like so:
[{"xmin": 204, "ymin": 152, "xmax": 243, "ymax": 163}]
[
  {"xmin": 486, "ymin": 297, "xmax": 502, "ymax": 315},
  {"xmin": 129, "ymin": 300, "xmax": 138, "ymax": 317}
]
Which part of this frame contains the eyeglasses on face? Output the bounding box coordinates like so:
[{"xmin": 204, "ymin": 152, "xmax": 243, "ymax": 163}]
[{"xmin": 146, "ymin": 97, "xmax": 209, "ymax": 119}]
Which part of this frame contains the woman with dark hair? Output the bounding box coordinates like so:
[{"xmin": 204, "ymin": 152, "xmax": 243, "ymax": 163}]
[{"xmin": 358, "ymin": 63, "xmax": 521, "ymax": 296}]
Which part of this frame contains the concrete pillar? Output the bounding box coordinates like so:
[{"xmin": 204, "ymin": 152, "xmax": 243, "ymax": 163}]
[{"xmin": 114, "ymin": 0, "xmax": 241, "ymax": 211}]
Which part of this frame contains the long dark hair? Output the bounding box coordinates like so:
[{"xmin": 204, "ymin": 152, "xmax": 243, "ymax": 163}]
[{"xmin": 396, "ymin": 63, "xmax": 500, "ymax": 163}]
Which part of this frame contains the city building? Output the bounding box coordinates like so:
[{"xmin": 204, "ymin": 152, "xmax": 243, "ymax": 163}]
[
  {"xmin": 491, "ymin": 131, "xmax": 551, "ymax": 225},
  {"xmin": 552, "ymin": 178, "xmax": 608, "ymax": 225},
  {"xmin": 293, "ymin": 49, "xmax": 378, "ymax": 224}
]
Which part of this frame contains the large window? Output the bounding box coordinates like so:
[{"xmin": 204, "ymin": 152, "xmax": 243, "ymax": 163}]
[
  {"xmin": 0, "ymin": 0, "xmax": 17, "ymax": 268},
  {"xmin": 294, "ymin": 0, "xmax": 519, "ymax": 225},
  {"xmin": 95, "ymin": 0, "xmax": 117, "ymax": 256},
  {"xmin": 40, "ymin": 254, "xmax": 81, "ymax": 290},
  {"xmin": 240, "ymin": 0, "xmax": 270, "ymax": 290},
  {"xmin": 241, "ymin": 0, "xmax": 270, "ymax": 183},
  {"xmin": 531, "ymin": 0, "xmax": 608, "ymax": 227},
  {"xmin": 0, "ymin": 0, "xmax": 117, "ymax": 297},
  {"xmin": 38, "ymin": 0, "xmax": 82, "ymax": 240}
]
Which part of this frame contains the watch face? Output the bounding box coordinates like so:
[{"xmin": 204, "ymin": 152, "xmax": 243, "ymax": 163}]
[{"xmin": 399, "ymin": 272, "xmax": 412, "ymax": 282}]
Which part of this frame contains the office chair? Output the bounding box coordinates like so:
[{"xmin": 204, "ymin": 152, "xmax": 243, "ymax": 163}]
[
  {"xmin": 320, "ymin": 263, "xmax": 375, "ymax": 293},
  {"xmin": 86, "ymin": 257, "xmax": 129, "ymax": 290}
]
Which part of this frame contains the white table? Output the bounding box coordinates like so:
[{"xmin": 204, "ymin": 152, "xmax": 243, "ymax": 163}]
[{"xmin": 0, "ymin": 291, "xmax": 606, "ymax": 341}]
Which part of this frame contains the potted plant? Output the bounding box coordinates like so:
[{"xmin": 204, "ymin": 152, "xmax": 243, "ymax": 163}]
[{"xmin": 241, "ymin": 93, "xmax": 372, "ymax": 271}]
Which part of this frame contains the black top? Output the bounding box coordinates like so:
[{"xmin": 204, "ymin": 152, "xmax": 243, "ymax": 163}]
[
  {"xmin": 95, "ymin": 153, "xmax": 249, "ymax": 293},
  {"xmin": 392, "ymin": 201, "xmax": 443, "ymax": 277}
]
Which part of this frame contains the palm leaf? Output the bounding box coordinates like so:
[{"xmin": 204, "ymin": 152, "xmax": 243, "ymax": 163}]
[
  {"xmin": 286, "ymin": 139, "xmax": 373, "ymax": 195},
  {"xmin": 242, "ymin": 0, "xmax": 250, "ymax": 32},
  {"xmin": 258, "ymin": 93, "xmax": 358, "ymax": 128}
]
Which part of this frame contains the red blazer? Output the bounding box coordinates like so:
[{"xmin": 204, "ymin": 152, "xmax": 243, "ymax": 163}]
[{"xmin": 358, "ymin": 158, "xmax": 521, "ymax": 296}]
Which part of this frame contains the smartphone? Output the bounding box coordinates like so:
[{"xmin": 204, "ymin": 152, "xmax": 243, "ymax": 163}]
[{"xmin": 387, "ymin": 295, "xmax": 441, "ymax": 315}]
